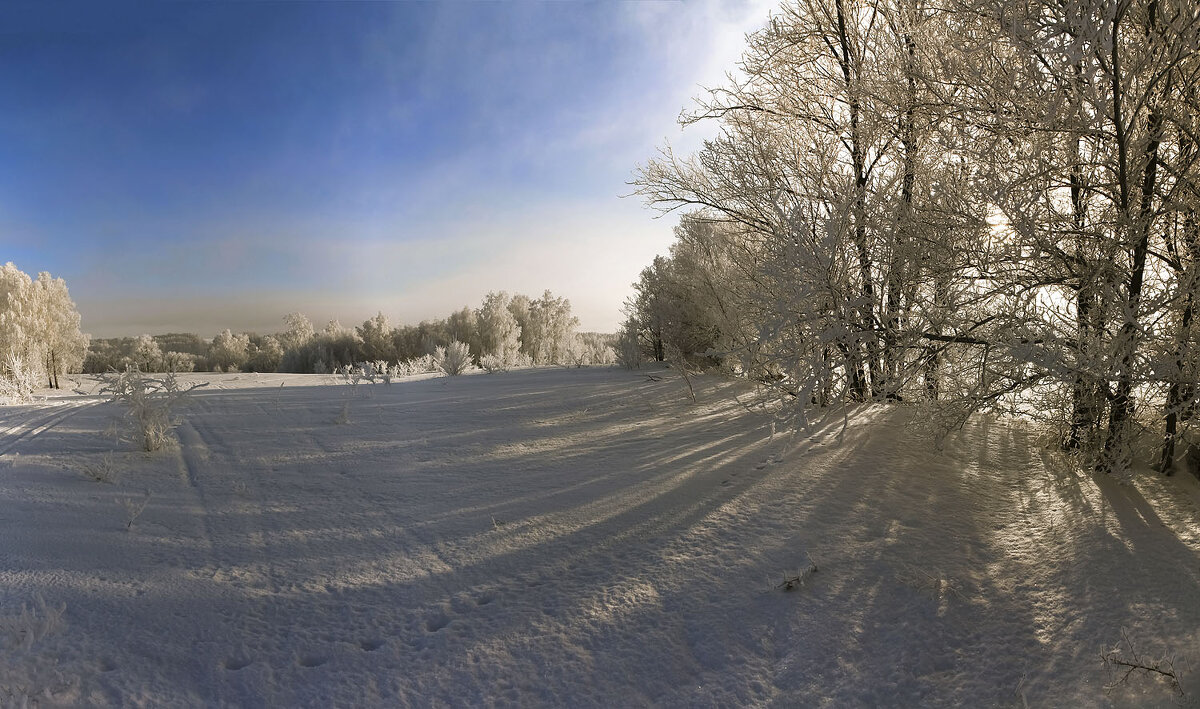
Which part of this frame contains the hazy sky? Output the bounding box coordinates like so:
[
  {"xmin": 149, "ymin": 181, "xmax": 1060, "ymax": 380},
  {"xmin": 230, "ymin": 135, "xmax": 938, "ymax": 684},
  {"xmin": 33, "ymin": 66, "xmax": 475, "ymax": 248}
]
[{"xmin": 1, "ymin": 0, "xmax": 772, "ymax": 337}]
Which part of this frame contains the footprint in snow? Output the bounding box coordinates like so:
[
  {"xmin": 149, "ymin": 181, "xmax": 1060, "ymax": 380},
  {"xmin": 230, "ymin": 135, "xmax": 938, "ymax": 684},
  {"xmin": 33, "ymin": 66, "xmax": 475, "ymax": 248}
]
[
  {"xmin": 297, "ymin": 654, "xmax": 329, "ymax": 668},
  {"xmin": 425, "ymin": 612, "xmax": 451, "ymax": 632},
  {"xmin": 360, "ymin": 638, "xmax": 384, "ymax": 652},
  {"xmin": 223, "ymin": 657, "xmax": 252, "ymax": 671}
]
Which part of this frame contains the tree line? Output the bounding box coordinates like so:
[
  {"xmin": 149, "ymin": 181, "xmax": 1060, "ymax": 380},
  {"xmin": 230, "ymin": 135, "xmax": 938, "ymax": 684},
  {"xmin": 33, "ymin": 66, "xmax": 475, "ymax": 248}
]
[
  {"xmin": 83, "ymin": 290, "xmax": 614, "ymax": 375},
  {"xmin": 625, "ymin": 0, "xmax": 1200, "ymax": 474}
]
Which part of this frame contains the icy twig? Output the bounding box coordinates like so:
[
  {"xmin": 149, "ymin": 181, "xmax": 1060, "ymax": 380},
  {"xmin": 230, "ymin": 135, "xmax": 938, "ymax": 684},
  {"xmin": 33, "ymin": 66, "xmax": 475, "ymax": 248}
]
[
  {"xmin": 79, "ymin": 452, "xmax": 120, "ymax": 484},
  {"xmin": 1101, "ymin": 629, "xmax": 1184, "ymax": 696},
  {"xmin": 119, "ymin": 490, "xmax": 151, "ymax": 529},
  {"xmin": 776, "ymin": 554, "xmax": 819, "ymax": 592}
]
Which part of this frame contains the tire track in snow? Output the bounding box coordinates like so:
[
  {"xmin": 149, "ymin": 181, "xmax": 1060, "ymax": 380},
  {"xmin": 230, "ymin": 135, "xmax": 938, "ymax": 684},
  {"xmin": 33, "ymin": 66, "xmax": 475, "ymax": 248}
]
[
  {"xmin": 176, "ymin": 409, "xmax": 297, "ymax": 699},
  {"xmin": 0, "ymin": 400, "xmax": 96, "ymax": 456}
]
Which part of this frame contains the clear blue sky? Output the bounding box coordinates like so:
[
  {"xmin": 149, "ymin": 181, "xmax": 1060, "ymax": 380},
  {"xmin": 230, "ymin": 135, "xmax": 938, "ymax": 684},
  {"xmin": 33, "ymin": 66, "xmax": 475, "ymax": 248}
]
[{"xmin": 0, "ymin": 0, "xmax": 771, "ymax": 337}]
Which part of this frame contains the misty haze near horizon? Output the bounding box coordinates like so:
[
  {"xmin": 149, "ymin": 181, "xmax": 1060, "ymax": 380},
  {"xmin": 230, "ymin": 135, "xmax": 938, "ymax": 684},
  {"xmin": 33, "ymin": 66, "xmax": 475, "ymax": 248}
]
[{"xmin": 3, "ymin": 0, "xmax": 771, "ymax": 337}]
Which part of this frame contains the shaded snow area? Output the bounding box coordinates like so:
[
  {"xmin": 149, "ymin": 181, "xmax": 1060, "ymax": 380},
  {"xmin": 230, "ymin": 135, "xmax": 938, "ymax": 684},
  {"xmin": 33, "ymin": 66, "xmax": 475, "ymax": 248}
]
[{"xmin": 2, "ymin": 368, "xmax": 1199, "ymax": 707}]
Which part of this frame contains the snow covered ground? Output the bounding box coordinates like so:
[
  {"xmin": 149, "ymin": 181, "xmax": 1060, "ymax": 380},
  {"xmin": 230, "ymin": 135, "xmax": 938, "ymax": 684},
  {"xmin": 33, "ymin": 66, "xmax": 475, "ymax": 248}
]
[{"xmin": 1, "ymin": 367, "xmax": 1198, "ymax": 707}]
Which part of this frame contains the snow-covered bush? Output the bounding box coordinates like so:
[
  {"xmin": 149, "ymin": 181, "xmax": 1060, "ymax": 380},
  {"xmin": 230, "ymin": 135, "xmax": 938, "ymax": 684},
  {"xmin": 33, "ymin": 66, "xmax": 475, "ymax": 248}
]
[
  {"xmin": 101, "ymin": 367, "xmax": 202, "ymax": 451},
  {"xmin": 0, "ymin": 353, "xmax": 40, "ymax": 403},
  {"xmin": 79, "ymin": 452, "xmax": 120, "ymax": 484},
  {"xmin": 615, "ymin": 322, "xmax": 641, "ymax": 370},
  {"xmin": 566, "ymin": 338, "xmax": 588, "ymax": 368},
  {"xmin": 338, "ymin": 363, "xmax": 363, "ymax": 386},
  {"xmin": 369, "ymin": 360, "xmax": 402, "ymax": 384},
  {"xmin": 0, "ymin": 593, "xmax": 71, "ymax": 707},
  {"xmin": 118, "ymin": 490, "xmax": 151, "ymax": 529},
  {"xmin": 480, "ymin": 353, "xmax": 509, "ymax": 373},
  {"xmin": 397, "ymin": 353, "xmax": 438, "ymax": 376},
  {"xmin": 435, "ymin": 341, "xmax": 472, "ymax": 376},
  {"xmin": 0, "ymin": 594, "xmax": 65, "ymax": 653}
]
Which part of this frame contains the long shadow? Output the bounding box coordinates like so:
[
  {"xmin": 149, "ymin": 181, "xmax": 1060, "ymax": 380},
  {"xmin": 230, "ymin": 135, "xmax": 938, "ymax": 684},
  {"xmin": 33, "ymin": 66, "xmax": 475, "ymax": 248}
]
[{"xmin": 16, "ymin": 374, "xmax": 1191, "ymax": 705}]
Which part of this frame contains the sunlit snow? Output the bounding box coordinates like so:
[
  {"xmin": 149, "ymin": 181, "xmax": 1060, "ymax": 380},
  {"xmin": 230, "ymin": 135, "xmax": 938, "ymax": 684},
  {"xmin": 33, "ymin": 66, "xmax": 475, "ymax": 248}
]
[{"xmin": 2, "ymin": 368, "xmax": 1198, "ymax": 706}]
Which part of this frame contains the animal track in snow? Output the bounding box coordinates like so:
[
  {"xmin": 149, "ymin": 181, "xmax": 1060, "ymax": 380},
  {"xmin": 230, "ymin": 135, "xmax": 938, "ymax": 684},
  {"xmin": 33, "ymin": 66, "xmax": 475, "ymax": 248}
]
[{"xmin": 425, "ymin": 612, "xmax": 450, "ymax": 632}]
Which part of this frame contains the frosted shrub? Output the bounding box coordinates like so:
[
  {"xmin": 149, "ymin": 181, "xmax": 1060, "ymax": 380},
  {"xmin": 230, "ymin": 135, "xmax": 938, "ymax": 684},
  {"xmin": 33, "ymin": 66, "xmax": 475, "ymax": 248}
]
[
  {"xmin": 480, "ymin": 353, "xmax": 509, "ymax": 373},
  {"xmin": 615, "ymin": 329, "xmax": 641, "ymax": 370},
  {"xmin": 118, "ymin": 490, "xmax": 151, "ymax": 529},
  {"xmin": 368, "ymin": 360, "xmax": 390, "ymax": 384},
  {"xmin": 0, "ymin": 595, "xmax": 65, "ymax": 652},
  {"xmin": 337, "ymin": 363, "xmax": 365, "ymax": 388},
  {"xmin": 0, "ymin": 352, "xmax": 40, "ymax": 403},
  {"xmin": 399, "ymin": 353, "xmax": 439, "ymax": 376},
  {"xmin": 79, "ymin": 452, "xmax": 120, "ymax": 484},
  {"xmin": 101, "ymin": 367, "xmax": 203, "ymax": 452},
  {"xmin": 435, "ymin": 341, "xmax": 472, "ymax": 376},
  {"xmin": 592, "ymin": 345, "xmax": 616, "ymax": 366},
  {"xmin": 0, "ymin": 593, "xmax": 72, "ymax": 708},
  {"xmin": 566, "ymin": 338, "xmax": 588, "ymax": 368}
]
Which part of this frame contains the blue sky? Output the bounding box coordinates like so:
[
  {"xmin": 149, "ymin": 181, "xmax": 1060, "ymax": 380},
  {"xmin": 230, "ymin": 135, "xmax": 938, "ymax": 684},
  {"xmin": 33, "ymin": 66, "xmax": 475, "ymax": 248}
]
[{"xmin": 0, "ymin": 0, "xmax": 771, "ymax": 337}]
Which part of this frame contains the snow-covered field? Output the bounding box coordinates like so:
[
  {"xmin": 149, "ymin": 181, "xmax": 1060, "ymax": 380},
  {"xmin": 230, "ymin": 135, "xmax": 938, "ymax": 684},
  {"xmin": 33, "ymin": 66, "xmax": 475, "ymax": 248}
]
[{"xmin": 2, "ymin": 367, "xmax": 1198, "ymax": 707}]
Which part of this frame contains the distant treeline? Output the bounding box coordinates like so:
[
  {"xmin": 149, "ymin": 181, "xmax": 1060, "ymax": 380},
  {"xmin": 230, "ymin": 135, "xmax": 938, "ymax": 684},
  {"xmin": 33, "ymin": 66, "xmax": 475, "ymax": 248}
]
[{"xmin": 84, "ymin": 290, "xmax": 615, "ymax": 374}]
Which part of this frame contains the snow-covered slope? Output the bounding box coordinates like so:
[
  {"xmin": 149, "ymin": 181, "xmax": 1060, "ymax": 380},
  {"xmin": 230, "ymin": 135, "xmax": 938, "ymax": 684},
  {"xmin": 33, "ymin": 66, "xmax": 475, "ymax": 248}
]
[{"xmin": 1, "ymin": 368, "xmax": 1197, "ymax": 707}]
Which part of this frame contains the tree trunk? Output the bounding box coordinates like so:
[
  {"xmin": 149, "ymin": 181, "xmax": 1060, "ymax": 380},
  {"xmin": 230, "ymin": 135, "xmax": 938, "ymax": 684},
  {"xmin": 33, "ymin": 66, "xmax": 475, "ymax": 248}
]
[
  {"xmin": 835, "ymin": 0, "xmax": 881, "ymax": 399},
  {"xmin": 1101, "ymin": 6, "xmax": 1160, "ymax": 472},
  {"xmin": 1160, "ymin": 208, "xmax": 1197, "ymax": 473},
  {"xmin": 884, "ymin": 28, "xmax": 918, "ymax": 402}
]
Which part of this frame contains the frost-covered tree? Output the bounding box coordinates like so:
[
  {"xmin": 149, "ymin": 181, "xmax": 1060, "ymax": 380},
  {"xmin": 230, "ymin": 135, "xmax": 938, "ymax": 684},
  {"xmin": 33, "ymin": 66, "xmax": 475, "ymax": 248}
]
[
  {"xmin": 634, "ymin": 0, "xmax": 947, "ymax": 403},
  {"xmin": 476, "ymin": 291, "xmax": 522, "ymax": 366},
  {"xmin": 130, "ymin": 334, "xmax": 164, "ymax": 373},
  {"xmin": 526, "ymin": 290, "xmax": 579, "ymax": 365},
  {"xmin": 507, "ymin": 293, "xmax": 533, "ymax": 357},
  {"xmin": 446, "ymin": 306, "xmax": 477, "ymax": 357},
  {"xmin": 161, "ymin": 350, "xmax": 197, "ymax": 373},
  {"xmin": 435, "ymin": 340, "xmax": 473, "ymax": 375},
  {"xmin": 32, "ymin": 273, "xmax": 88, "ymax": 388},
  {"xmin": 278, "ymin": 312, "xmax": 315, "ymax": 353},
  {"xmin": 357, "ymin": 312, "xmax": 395, "ymax": 363},
  {"xmin": 631, "ymin": 0, "xmax": 1200, "ymax": 475},
  {"xmin": 0, "ymin": 263, "xmax": 41, "ymax": 395},
  {"xmin": 246, "ymin": 335, "xmax": 284, "ymax": 373},
  {"xmin": 208, "ymin": 329, "xmax": 251, "ymax": 372}
]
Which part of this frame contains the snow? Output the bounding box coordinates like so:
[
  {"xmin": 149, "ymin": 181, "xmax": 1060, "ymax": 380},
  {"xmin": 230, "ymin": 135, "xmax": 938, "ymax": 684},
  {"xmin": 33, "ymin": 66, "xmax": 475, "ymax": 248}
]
[{"xmin": 2, "ymin": 367, "xmax": 1199, "ymax": 707}]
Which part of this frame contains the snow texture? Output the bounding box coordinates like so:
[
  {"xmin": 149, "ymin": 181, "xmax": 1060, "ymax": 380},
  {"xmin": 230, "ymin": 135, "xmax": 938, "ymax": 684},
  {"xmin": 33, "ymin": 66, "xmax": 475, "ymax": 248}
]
[{"xmin": 1, "ymin": 368, "xmax": 1198, "ymax": 707}]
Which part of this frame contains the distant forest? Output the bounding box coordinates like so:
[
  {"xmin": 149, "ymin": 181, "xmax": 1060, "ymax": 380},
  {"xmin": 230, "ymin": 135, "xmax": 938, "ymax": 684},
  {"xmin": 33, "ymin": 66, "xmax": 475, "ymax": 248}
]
[{"xmin": 84, "ymin": 290, "xmax": 614, "ymax": 374}]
